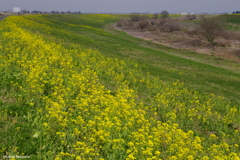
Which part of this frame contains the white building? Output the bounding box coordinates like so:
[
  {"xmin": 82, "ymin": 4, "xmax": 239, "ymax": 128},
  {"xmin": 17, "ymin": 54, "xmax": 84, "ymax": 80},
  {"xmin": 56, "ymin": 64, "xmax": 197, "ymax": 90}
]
[
  {"xmin": 13, "ymin": 7, "xmax": 21, "ymax": 13},
  {"xmin": 179, "ymin": 12, "xmax": 188, "ymax": 15}
]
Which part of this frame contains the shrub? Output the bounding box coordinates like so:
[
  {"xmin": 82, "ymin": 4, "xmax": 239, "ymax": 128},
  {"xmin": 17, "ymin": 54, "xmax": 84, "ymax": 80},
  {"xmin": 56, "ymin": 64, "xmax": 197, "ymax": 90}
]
[
  {"xmin": 221, "ymin": 31, "xmax": 240, "ymax": 41},
  {"xmin": 150, "ymin": 19, "xmax": 158, "ymax": 25},
  {"xmin": 198, "ymin": 18, "xmax": 225, "ymax": 46},
  {"xmin": 158, "ymin": 19, "xmax": 167, "ymax": 25},
  {"xmin": 138, "ymin": 19, "xmax": 150, "ymax": 30},
  {"xmin": 188, "ymin": 39, "xmax": 203, "ymax": 46},
  {"xmin": 186, "ymin": 14, "xmax": 196, "ymax": 20},
  {"xmin": 157, "ymin": 20, "xmax": 169, "ymax": 32},
  {"xmin": 131, "ymin": 13, "xmax": 141, "ymax": 22},
  {"xmin": 116, "ymin": 19, "xmax": 130, "ymax": 27},
  {"xmin": 232, "ymin": 49, "xmax": 240, "ymax": 56},
  {"xmin": 186, "ymin": 29, "xmax": 199, "ymax": 36},
  {"xmin": 214, "ymin": 39, "xmax": 230, "ymax": 47},
  {"xmin": 157, "ymin": 20, "xmax": 181, "ymax": 32},
  {"xmin": 131, "ymin": 13, "xmax": 148, "ymax": 22},
  {"xmin": 167, "ymin": 23, "xmax": 181, "ymax": 32}
]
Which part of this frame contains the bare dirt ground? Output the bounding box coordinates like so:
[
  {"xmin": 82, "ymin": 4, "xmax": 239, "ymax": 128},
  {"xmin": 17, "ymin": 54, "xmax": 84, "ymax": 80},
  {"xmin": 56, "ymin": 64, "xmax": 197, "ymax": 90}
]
[{"xmin": 114, "ymin": 20, "xmax": 240, "ymax": 63}]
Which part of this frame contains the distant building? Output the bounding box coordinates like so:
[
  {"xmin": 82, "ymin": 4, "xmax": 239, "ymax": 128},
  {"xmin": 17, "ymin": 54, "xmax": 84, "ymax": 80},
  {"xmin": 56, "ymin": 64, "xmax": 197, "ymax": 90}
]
[
  {"xmin": 179, "ymin": 12, "xmax": 188, "ymax": 15},
  {"xmin": 13, "ymin": 7, "xmax": 21, "ymax": 13}
]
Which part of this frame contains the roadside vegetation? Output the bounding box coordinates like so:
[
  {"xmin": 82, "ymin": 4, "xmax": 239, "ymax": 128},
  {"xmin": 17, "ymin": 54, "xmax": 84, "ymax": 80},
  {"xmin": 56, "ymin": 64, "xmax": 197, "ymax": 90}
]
[
  {"xmin": 0, "ymin": 14, "xmax": 240, "ymax": 159},
  {"xmin": 117, "ymin": 13, "xmax": 240, "ymax": 61}
]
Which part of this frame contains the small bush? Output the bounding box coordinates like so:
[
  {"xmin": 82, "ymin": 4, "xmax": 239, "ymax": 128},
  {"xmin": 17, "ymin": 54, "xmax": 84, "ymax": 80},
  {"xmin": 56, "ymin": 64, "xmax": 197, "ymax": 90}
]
[
  {"xmin": 131, "ymin": 13, "xmax": 141, "ymax": 22},
  {"xmin": 158, "ymin": 25, "xmax": 169, "ymax": 32},
  {"xmin": 150, "ymin": 19, "xmax": 157, "ymax": 25},
  {"xmin": 158, "ymin": 19, "xmax": 167, "ymax": 25},
  {"xmin": 157, "ymin": 20, "xmax": 181, "ymax": 32},
  {"xmin": 117, "ymin": 19, "xmax": 130, "ymax": 27},
  {"xmin": 131, "ymin": 13, "xmax": 148, "ymax": 22},
  {"xmin": 221, "ymin": 31, "xmax": 240, "ymax": 41},
  {"xmin": 221, "ymin": 31, "xmax": 233, "ymax": 39},
  {"xmin": 148, "ymin": 25, "xmax": 157, "ymax": 31},
  {"xmin": 215, "ymin": 39, "xmax": 231, "ymax": 47},
  {"xmin": 157, "ymin": 19, "xmax": 167, "ymax": 31},
  {"xmin": 186, "ymin": 14, "xmax": 196, "ymax": 20},
  {"xmin": 188, "ymin": 39, "xmax": 203, "ymax": 46},
  {"xmin": 138, "ymin": 19, "xmax": 150, "ymax": 30},
  {"xmin": 232, "ymin": 49, "xmax": 240, "ymax": 56},
  {"xmin": 186, "ymin": 29, "xmax": 199, "ymax": 36},
  {"xmin": 168, "ymin": 23, "xmax": 181, "ymax": 32}
]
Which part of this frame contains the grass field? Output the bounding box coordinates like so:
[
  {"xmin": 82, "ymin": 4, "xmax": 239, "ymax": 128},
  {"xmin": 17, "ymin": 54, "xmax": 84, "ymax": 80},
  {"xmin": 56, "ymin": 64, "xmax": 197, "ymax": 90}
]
[
  {"xmin": 219, "ymin": 14, "xmax": 240, "ymax": 31},
  {"xmin": 0, "ymin": 14, "xmax": 240, "ymax": 159}
]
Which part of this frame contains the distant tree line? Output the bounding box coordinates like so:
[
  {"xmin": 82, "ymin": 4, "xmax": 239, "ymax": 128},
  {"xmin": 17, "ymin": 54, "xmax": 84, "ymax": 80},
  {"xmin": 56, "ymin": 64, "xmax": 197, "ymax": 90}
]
[
  {"xmin": 7, "ymin": 10, "xmax": 81, "ymax": 14},
  {"xmin": 232, "ymin": 11, "xmax": 240, "ymax": 14},
  {"xmin": 118, "ymin": 11, "xmax": 235, "ymax": 47}
]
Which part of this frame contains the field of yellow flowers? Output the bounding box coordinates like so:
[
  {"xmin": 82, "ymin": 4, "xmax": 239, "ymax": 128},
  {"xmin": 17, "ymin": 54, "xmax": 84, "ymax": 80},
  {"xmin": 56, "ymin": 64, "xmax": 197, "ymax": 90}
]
[{"xmin": 0, "ymin": 14, "xmax": 240, "ymax": 159}]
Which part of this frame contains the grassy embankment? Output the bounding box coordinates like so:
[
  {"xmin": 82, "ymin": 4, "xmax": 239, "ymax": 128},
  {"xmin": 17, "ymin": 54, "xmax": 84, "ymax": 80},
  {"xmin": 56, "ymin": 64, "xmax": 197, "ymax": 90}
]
[
  {"xmin": 0, "ymin": 14, "xmax": 240, "ymax": 159},
  {"xmin": 44, "ymin": 14, "xmax": 240, "ymax": 105}
]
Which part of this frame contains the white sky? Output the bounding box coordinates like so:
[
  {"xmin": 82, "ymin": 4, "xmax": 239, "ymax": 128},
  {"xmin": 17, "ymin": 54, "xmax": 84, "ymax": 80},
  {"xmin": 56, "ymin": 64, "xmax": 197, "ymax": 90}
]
[{"xmin": 0, "ymin": 0, "xmax": 239, "ymax": 13}]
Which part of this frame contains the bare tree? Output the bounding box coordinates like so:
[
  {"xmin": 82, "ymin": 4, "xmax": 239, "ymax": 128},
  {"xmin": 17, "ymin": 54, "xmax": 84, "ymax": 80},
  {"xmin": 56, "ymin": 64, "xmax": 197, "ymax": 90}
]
[
  {"xmin": 186, "ymin": 14, "xmax": 196, "ymax": 20},
  {"xmin": 198, "ymin": 18, "xmax": 224, "ymax": 46},
  {"xmin": 161, "ymin": 10, "xmax": 169, "ymax": 19},
  {"xmin": 131, "ymin": 13, "xmax": 141, "ymax": 22}
]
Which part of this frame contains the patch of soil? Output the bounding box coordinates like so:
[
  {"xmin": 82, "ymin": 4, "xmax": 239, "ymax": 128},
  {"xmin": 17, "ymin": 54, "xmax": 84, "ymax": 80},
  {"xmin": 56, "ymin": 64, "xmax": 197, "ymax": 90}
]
[{"xmin": 114, "ymin": 22, "xmax": 240, "ymax": 63}]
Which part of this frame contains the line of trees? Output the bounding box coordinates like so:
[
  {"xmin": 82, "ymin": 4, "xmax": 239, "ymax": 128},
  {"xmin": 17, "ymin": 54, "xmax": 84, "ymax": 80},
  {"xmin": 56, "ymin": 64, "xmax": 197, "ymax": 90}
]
[{"xmin": 232, "ymin": 11, "xmax": 240, "ymax": 14}]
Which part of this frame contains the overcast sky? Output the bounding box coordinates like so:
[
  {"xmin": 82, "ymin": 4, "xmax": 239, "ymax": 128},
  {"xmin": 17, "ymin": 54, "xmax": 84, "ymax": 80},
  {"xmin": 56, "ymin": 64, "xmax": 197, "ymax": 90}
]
[{"xmin": 0, "ymin": 0, "xmax": 239, "ymax": 14}]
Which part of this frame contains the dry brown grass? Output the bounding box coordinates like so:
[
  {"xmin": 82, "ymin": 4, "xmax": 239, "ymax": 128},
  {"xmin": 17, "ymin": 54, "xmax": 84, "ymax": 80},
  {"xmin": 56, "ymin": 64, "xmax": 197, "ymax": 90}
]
[
  {"xmin": 138, "ymin": 19, "xmax": 150, "ymax": 30},
  {"xmin": 155, "ymin": 19, "xmax": 181, "ymax": 32},
  {"xmin": 221, "ymin": 31, "xmax": 240, "ymax": 41},
  {"xmin": 116, "ymin": 19, "xmax": 130, "ymax": 27},
  {"xmin": 115, "ymin": 16, "xmax": 240, "ymax": 62},
  {"xmin": 232, "ymin": 49, "xmax": 240, "ymax": 57}
]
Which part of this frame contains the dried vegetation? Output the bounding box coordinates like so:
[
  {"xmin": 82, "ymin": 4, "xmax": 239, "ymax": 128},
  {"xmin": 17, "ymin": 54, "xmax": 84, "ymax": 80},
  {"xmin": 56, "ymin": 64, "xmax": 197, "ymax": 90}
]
[{"xmin": 116, "ymin": 14, "xmax": 240, "ymax": 62}]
